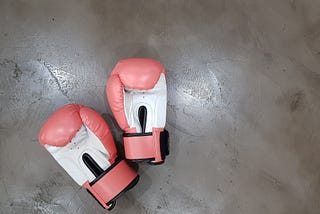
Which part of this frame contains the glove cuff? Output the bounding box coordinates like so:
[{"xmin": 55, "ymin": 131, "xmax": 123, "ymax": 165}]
[
  {"xmin": 123, "ymin": 129, "xmax": 169, "ymax": 164},
  {"xmin": 83, "ymin": 159, "xmax": 139, "ymax": 210}
]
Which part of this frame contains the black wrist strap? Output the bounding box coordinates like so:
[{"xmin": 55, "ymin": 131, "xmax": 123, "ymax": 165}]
[{"xmin": 160, "ymin": 129, "xmax": 169, "ymax": 160}]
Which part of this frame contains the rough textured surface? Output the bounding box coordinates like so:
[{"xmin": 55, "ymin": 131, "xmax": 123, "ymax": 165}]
[{"xmin": 1, "ymin": 0, "xmax": 320, "ymax": 213}]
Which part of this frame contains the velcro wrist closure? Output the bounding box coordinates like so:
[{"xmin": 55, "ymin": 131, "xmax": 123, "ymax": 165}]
[
  {"xmin": 123, "ymin": 129, "xmax": 169, "ymax": 163},
  {"xmin": 85, "ymin": 159, "xmax": 138, "ymax": 209}
]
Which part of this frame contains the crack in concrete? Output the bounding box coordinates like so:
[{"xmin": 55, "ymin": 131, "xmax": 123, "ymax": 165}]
[
  {"xmin": 166, "ymin": 121, "xmax": 201, "ymax": 137},
  {"xmin": 37, "ymin": 59, "xmax": 70, "ymax": 100}
]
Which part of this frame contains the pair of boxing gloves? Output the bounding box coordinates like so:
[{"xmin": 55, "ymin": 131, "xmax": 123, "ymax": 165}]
[{"xmin": 38, "ymin": 58, "xmax": 169, "ymax": 210}]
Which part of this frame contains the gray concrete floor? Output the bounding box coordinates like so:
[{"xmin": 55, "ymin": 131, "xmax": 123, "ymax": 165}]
[{"xmin": 1, "ymin": 0, "xmax": 320, "ymax": 213}]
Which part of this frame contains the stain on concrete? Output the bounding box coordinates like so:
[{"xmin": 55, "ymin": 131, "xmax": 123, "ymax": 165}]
[
  {"xmin": 276, "ymin": 89, "xmax": 306, "ymax": 112},
  {"xmin": 289, "ymin": 90, "xmax": 305, "ymax": 112},
  {"xmin": 259, "ymin": 170, "xmax": 286, "ymax": 192},
  {"xmin": 289, "ymin": 57, "xmax": 320, "ymax": 99},
  {"xmin": 290, "ymin": 0, "xmax": 297, "ymax": 11},
  {"xmin": 263, "ymin": 52, "xmax": 273, "ymax": 64},
  {"xmin": 0, "ymin": 59, "xmax": 22, "ymax": 82}
]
